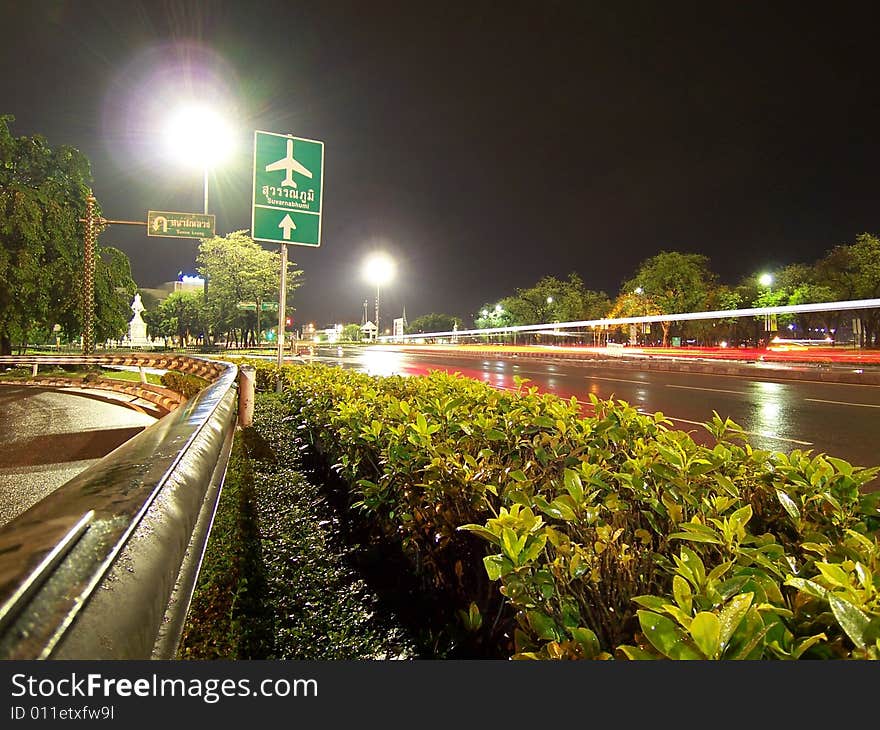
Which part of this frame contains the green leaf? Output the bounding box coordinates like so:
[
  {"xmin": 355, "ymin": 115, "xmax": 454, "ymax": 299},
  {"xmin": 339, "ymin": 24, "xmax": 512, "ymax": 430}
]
[
  {"xmin": 550, "ymin": 498, "xmax": 577, "ymax": 521},
  {"xmin": 457, "ymin": 523, "xmax": 501, "ymax": 545},
  {"xmin": 791, "ymin": 633, "xmax": 827, "ymax": 659},
  {"xmin": 775, "ymin": 488, "xmax": 801, "ymax": 522},
  {"xmin": 706, "ymin": 560, "xmax": 735, "ymax": 585},
  {"xmin": 563, "ymin": 468, "xmax": 584, "ymax": 502},
  {"xmin": 730, "ymin": 610, "xmax": 772, "ymax": 660},
  {"xmin": 829, "ymin": 595, "xmax": 871, "ymax": 650},
  {"xmin": 527, "ymin": 611, "xmax": 561, "ymax": 641},
  {"xmin": 485, "ymin": 428, "xmax": 506, "ymax": 441},
  {"xmin": 520, "ymin": 534, "xmax": 547, "ymax": 564},
  {"xmin": 483, "ymin": 554, "xmax": 512, "ymax": 581},
  {"xmin": 501, "ymin": 527, "xmax": 525, "ymax": 561},
  {"xmin": 637, "ymin": 610, "xmax": 703, "ymax": 660},
  {"xmin": 570, "ymin": 627, "xmax": 601, "ymax": 659},
  {"xmin": 729, "ymin": 504, "xmax": 753, "ymax": 529},
  {"xmin": 816, "ymin": 562, "xmax": 851, "ymax": 589},
  {"xmin": 616, "ymin": 645, "xmax": 658, "ymax": 660},
  {"xmin": 689, "ymin": 612, "xmax": 721, "ymax": 659},
  {"xmin": 784, "ymin": 576, "xmax": 829, "ymax": 601},
  {"xmin": 632, "ymin": 595, "xmax": 667, "ymax": 611},
  {"xmin": 717, "ymin": 593, "xmax": 753, "ymax": 653},
  {"xmin": 672, "ymin": 575, "xmax": 693, "ymax": 614},
  {"xmin": 509, "ymin": 469, "xmax": 528, "ymax": 482},
  {"xmin": 670, "ymin": 532, "xmax": 724, "ymax": 545}
]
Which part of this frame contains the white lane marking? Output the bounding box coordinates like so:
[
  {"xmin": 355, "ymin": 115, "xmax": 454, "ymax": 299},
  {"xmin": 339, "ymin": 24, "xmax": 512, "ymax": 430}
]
[
  {"xmin": 667, "ymin": 384, "xmax": 748, "ymax": 395},
  {"xmin": 586, "ymin": 376, "xmax": 648, "ymax": 385},
  {"xmin": 804, "ymin": 398, "xmax": 880, "ymax": 409}
]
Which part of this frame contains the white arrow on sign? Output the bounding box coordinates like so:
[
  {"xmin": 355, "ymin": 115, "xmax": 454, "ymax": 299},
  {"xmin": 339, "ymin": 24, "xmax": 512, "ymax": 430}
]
[{"xmin": 278, "ymin": 213, "xmax": 297, "ymax": 240}]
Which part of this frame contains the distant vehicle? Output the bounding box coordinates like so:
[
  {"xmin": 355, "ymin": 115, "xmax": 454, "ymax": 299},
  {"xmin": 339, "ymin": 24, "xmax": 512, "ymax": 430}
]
[{"xmin": 265, "ymin": 138, "xmax": 313, "ymax": 188}]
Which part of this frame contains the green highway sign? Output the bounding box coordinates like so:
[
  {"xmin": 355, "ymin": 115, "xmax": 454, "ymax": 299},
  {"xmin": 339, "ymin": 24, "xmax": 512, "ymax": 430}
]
[
  {"xmin": 252, "ymin": 130, "xmax": 324, "ymax": 247},
  {"xmin": 237, "ymin": 301, "xmax": 257, "ymax": 311},
  {"xmin": 147, "ymin": 210, "xmax": 215, "ymax": 239},
  {"xmin": 261, "ymin": 301, "xmax": 278, "ymax": 311}
]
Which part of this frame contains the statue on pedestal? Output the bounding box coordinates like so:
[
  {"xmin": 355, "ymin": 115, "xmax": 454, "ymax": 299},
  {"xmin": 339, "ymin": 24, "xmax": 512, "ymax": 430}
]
[{"xmin": 128, "ymin": 292, "xmax": 151, "ymax": 346}]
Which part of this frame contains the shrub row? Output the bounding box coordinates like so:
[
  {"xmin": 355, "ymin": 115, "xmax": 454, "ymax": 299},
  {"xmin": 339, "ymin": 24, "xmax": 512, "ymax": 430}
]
[
  {"xmin": 243, "ymin": 359, "xmax": 880, "ymax": 659},
  {"xmin": 160, "ymin": 371, "xmax": 206, "ymax": 399}
]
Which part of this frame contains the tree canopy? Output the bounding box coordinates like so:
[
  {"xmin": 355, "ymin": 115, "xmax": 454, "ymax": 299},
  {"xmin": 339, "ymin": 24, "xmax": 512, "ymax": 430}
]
[
  {"xmin": 622, "ymin": 251, "xmax": 716, "ymax": 345},
  {"xmin": 196, "ymin": 230, "xmax": 303, "ymax": 346},
  {"xmin": 0, "ymin": 115, "xmax": 135, "ymax": 353},
  {"xmin": 406, "ymin": 312, "xmax": 462, "ymax": 334}
]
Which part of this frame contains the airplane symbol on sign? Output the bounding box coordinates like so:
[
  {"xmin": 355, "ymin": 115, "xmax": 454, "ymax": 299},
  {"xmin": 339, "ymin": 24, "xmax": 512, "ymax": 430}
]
[{"xmin": 265, "ymin": 138, "xmax": 313, "ymax": 188}]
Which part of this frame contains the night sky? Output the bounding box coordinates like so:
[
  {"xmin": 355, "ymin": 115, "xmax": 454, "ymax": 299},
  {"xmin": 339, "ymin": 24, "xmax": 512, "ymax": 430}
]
[{"xmin": 2, "ymin": 1, "xmax": 878, "ymax": 327}]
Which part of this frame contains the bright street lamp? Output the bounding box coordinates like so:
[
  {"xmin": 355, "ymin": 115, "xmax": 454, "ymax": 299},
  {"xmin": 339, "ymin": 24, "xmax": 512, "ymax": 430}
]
[
  {"xmin": 758, "ymin": 273, "xmax": 774, "ymax": 288},
  {"xmin": 363, "ymin": 252, "xmax": 396, "ymax": 339},
  {"xmin": 162, "ymin": 103, "xmax": 235, "ymax": 214}
]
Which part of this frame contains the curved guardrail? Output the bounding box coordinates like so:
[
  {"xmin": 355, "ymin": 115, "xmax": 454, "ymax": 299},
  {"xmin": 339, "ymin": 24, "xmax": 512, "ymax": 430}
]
[{"xmin": 0, "ymin": 354, "xmax": 239, "ymax": 659}]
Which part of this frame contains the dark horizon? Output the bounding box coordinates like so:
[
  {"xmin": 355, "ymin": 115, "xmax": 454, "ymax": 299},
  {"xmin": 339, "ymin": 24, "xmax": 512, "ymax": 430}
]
[{"xmin": 2, "ymin": 1, "xmax": 878, "ymax": 327}]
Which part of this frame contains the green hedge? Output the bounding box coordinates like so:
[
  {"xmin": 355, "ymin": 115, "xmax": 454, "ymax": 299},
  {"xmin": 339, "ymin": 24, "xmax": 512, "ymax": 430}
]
[
  {"xmin": 241, "ymin": 359, "xmax": 880, "ymax": 660},
  {"xmin": 160, "ymin": 371, "xmax": 207, "ymax": 399}
]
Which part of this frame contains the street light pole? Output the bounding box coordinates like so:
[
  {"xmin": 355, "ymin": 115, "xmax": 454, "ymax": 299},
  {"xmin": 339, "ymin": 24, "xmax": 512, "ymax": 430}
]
[
  {"xmin": 375, "ymin": 285, "xmax": 380, "ymax": 340},
  {"xmin": 363, "ymin": 252, "xmax": 395, "ymax": 342}
]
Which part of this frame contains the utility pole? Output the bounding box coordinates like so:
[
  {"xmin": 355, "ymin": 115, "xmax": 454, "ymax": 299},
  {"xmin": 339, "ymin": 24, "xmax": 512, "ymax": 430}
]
[
  {"xmin": 81, "ymin": 193, "xmax": 98, "ymax": 355},
  {"xmin": 78, "ymin": 191, "xmax": 150, "ymax": 355}
]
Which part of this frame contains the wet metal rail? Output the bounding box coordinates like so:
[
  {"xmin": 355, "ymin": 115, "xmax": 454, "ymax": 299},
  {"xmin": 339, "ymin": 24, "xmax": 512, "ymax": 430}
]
[{"xmin": 0, "ymin": 354, "xmax": 239, "ymax": 659}]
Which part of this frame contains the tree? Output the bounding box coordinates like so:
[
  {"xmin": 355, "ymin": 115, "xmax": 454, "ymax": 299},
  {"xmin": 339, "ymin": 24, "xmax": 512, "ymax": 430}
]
[
  {"xmin": 406, "ymin": 312, "xmax": 462, "ymax": 334},
  {"xmin": 341, "ymin": 323, "xmax": 362, "ymax": 341},
  {"xmin": 623, "ymin": 251, "xmax": 716, "ymax": 346},
  {"xmin": 816, "ymin": 233, "xmax": 880, "ymax": 346},
  {"xmin": 147, "ymin": 291, "xmax": 205, "ymax": 346},
  {"xmin": 474, "ymin": 302, "xmax": 514, "ymax": 329},
  {"xmin": 493, "ymin": 273, "xmax": 609, "ymax": 326},
  {"xmin": 0, "ymin": 115, "xmax": 135, "ymax": 353},
  {"xmin": 196, "ymin": 230, "xmax": 302, "ymax": 346}
]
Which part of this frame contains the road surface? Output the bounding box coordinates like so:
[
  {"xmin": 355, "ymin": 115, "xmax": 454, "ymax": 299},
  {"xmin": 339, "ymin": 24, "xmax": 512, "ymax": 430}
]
[
  {"xmin": 0, "ymin": 386, "xmax": 156, "ymax": 528},
  {"xmin": 307, "ymin": 346, "xmax": 880, "ymax": 481}
]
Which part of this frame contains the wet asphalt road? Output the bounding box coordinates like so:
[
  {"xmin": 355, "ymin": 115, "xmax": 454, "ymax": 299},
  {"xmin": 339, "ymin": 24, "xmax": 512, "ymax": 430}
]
[
  {"xmin": 308, "ymin": 346, "xmax": 880, "ymax": 479},
  {"xmin": 0, "ymin": 386, "xmax": 156, "ymax": 528}
]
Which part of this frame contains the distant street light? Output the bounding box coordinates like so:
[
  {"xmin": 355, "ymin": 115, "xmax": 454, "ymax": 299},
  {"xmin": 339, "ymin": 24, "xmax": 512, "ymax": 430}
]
[
  {"xmin": 363, "ymin": 252, "xmax": 395, "ymax": 339},
  {"xmin": 759, "ymin": 273, "xmax": 774, "ymax": 288},
  {"xmin": 163, "ymin": 104, "xmax": 235, "ymax": 214}
]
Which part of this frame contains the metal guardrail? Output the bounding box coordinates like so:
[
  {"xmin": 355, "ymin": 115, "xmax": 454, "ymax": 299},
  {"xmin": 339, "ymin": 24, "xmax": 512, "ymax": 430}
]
[{"xmin": 0, "ymin": 354, "xmax": 239, "ymax": 659}]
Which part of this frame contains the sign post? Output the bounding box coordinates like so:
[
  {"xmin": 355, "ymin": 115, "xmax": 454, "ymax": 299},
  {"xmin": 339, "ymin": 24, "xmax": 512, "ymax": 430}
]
[{"xmin": 252, "ymin": 130, "xmax": 324, "ymax": 384}]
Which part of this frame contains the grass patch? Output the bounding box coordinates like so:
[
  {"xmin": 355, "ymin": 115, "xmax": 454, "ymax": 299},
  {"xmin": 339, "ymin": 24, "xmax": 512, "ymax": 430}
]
[
  {"xmin": 102, "ymin": 369, "xmax": 164, "ymax": 385},
  {"xmin": 178, "ymin": 393, "xmax": 415, "ymax": 659},
  {"xmin": 0, "ymin": 365, "xmax": 163, "ymax": 385},
  {"xmin": 177, "ymin": 433, "xmax": 269, "ymax": 659}
]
